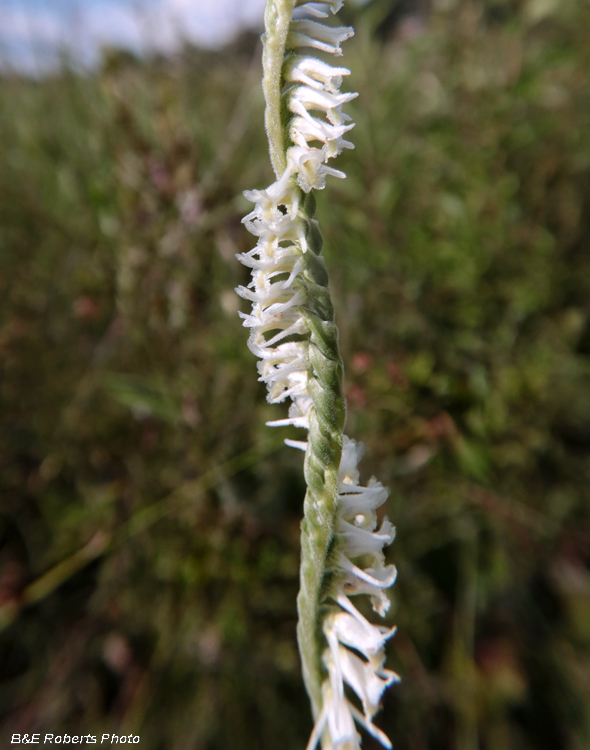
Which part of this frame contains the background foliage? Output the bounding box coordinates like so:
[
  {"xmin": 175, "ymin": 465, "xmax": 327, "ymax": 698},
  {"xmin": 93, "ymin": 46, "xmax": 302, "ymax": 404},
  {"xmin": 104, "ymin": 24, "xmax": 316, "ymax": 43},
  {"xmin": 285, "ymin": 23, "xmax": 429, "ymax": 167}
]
[{"xmin": 1, "ymin": 0, "xmax": 590, "ymax": 748}]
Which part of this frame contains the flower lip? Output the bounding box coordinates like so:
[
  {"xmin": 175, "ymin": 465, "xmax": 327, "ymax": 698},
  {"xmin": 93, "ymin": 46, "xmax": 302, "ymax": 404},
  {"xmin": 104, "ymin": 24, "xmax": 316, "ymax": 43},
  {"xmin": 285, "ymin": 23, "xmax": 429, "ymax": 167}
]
[
  {"xmin": 295, "ymin": 0, "xmax": 345, "ymax": 18},
  {"xmin": 288, "ymin": 19, "xmax": 354, "ymax": 57},
  {"xmin": 284, "ymin": 55, "xmax": 351, "ymax": 93}
]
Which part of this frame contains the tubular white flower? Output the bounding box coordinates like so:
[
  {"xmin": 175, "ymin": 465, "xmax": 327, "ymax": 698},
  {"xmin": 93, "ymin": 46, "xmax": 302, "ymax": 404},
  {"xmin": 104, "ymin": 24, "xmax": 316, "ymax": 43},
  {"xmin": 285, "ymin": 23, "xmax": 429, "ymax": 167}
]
[
  {"xmin": 290, "ymin": 86, "xmax": 358, "ymax": 123},
  {"xmin": 295, "ymin": 0, "xmax": 345, "ymax": 18},
  {"xmin": 284, "ymin": 56, "xmax": 351, "ymax": 94},
  {"xmin": 305, "ymin": 438, "xmax": 399, "ymax": 749},
  {"xmin": 290, "ymin": 114, "xmax": 354, "ymax": 156},
  {"xmin": 237, "ymin": 2, "xmax": 397, "ymax": 747},
  {"xmin": 284, "ymin": 67, "xmax": 357, "ymax": 191},
  {"xmin": 287, "ymin": 19, "xmax": 354, "ymax": 56},
  {"xmin": 288, "ymin": 146, "xmax": 347, "ymax": 191}
]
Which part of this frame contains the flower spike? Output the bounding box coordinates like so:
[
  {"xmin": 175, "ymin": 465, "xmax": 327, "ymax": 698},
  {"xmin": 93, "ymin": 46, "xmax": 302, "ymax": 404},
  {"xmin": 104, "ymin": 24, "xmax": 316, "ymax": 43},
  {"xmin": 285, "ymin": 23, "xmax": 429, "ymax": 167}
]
[{"xmin": 237, "ymin": 2, "xmax": 398, "ymax": 747}]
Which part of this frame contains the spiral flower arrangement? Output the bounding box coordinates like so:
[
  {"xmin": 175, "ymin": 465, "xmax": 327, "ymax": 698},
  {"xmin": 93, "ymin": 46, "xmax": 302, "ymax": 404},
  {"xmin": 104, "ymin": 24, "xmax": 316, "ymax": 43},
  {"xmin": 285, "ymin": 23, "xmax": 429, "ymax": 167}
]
[{"xmin": 236, "ymin": 2, "xmax": 399, "ymax": 747}]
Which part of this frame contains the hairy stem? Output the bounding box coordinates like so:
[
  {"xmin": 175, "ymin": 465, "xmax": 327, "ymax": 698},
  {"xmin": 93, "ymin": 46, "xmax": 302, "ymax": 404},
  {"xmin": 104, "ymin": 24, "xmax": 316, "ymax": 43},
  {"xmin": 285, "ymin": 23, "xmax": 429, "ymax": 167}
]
[
  {"xmin": 296, "ymin": 208, "xmax": 346, "ymax": 718},
  {"xmin": 262, "ymin": 0, "xmax": 296, "ymax": 178}
]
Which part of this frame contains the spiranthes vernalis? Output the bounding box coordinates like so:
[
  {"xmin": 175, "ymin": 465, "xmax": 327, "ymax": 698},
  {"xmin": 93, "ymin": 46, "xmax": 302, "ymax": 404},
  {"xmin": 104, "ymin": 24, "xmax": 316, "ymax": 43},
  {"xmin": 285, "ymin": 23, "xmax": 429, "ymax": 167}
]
[{"xmin": 236, "ymin": 2, "xmax": 398, "ymax": 747}]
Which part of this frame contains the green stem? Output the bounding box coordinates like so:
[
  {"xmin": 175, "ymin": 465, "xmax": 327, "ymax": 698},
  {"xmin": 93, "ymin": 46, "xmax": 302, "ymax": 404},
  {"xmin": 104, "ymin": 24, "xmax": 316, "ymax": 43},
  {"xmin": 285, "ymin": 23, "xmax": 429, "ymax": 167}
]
[
  {"xmin": 296, "ymin": 213, "xmax": 347, "ymax": 720},
  {"xmin": 297, "ymin": 464, "xmax": 340, "ymax": 718},
  {"xmin": 262, "ymin": 0, "xmax": 296, "ymax": 178}
]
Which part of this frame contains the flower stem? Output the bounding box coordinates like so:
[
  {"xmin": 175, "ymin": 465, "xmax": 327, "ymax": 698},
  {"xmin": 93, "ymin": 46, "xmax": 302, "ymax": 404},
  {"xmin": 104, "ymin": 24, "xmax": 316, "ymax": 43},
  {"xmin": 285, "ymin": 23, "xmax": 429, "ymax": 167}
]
[{"xmin": 262, "ymin": 0, "xmax": 296, "ymax": 178}]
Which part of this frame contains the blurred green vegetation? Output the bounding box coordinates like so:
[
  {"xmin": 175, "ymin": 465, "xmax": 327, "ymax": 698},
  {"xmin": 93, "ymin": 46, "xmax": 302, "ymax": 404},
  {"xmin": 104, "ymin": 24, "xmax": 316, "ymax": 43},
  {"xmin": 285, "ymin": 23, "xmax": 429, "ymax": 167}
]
[{"xmin": 1, "ymin": 1, "xmax": 590, "ymax": 748}]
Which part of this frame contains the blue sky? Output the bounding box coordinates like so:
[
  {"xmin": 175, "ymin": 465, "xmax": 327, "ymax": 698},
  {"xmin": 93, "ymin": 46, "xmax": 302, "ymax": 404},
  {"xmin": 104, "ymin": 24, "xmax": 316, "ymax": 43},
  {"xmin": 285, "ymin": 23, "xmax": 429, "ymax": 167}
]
[{"xmin": 0, "ymin": 0, "xmax": 267, "ymax": 72}]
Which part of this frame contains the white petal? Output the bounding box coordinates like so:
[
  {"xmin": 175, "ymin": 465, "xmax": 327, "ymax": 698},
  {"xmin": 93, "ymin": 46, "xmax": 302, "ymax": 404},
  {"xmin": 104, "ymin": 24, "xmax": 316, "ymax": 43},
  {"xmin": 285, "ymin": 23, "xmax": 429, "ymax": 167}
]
[
  {"xmin": 284, "ymin": 55, "xmax": 350, "ymax": 93},
  {"xmin": 305, "ymin": 701, "xmax": 329, "ymax": 750},
  {"xmin": 339, "ymin": 645, "xmax": 399, "ymax": 718},
  {"xmin": 323, "ymin": 683, "xmax": 359, "ymax": 747},
  {"xmin": 332, "ymin": 595, "xmax": 396, "ymax": 656},
  {"xmin": 339, "ymin": 555, "xmax": 397, "ymax": 589},
  {"xmin": 337, "ymin": 518, "xmax": 395, "ymax": 559},
  {"xmin": 337, "ymin": 484, "xmax": 389, "ymax": 518},
  {"xmin": 337, "ymin": 556, "xmax": 396, "ymax": 615},
  {"xmin": 296, "ymin": 0, "xmax": 344, "ymax": 14},
  {"xmin": 338, "ymin": 437, "xmax": 364, "ymax": 483},
  {"xmin": 289, "ymin": 105, "xmax": 355, "ymax": 160},
  {"xmin": 290, "ymin": 84, "xmax": 358, "ymax": 126},
  {"xmin": 329, "ymin": 613, "xmax": 387, "ymax": 658},
  {"xmin": 288, "ymin": 146, "xmax": 346, "ymax": 192},
  {"xmin": 287, "ymin": 20, "xmax": 354, "ymax": 57},
  {"xmin": 284, "ymin": 439, "xmax": 308, "ymax": 451},
  {"xmin": 266, "ymin": 416, "xmax": 310, "ymax": 429},
  {"xmin": 349, "ymin": 704, "xmax": 393, "ymax": 750},
  {"xmin": 291, "ymin": 84, "xmax": 358, "ymax": 111}
]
